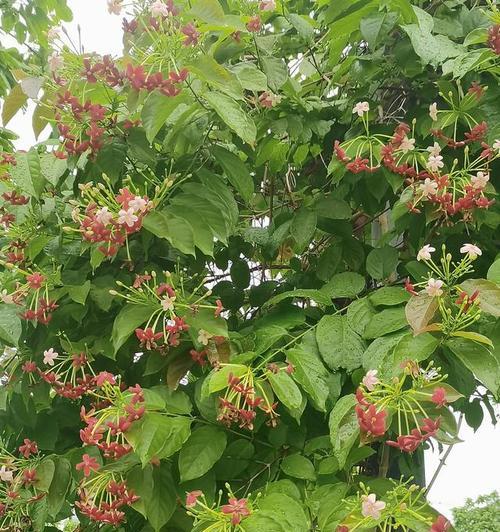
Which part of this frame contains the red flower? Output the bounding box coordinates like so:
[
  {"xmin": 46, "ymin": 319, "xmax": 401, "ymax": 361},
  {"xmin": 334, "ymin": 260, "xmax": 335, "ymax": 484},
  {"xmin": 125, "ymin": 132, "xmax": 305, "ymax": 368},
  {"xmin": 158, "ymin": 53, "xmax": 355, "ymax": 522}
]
[
  {"xmin": 95, "ymin": 371, "xmax": 116, "ymax": 387},
  {"xmin": 135, "ymin": 327, "xmax": 163, "ymax": 350},
  {"xmin": 430, "ymin": 515, "xmax": 450, "ymax": 532},
  {"xmin": 22, "ymin": 469, "xmax": 37, "ymax": 486},
  {"xmin": 421, "ymin": 417, "xmax": 441, "ymax": 438},
  {"xmin": 488, "ymin": 24, "xmax": 500, "ymax": 55},
  {"xmin": 21, "ymin": 361, "xmax": 37, "ymax": 373},
  {"xmin": 215, "ymin": 299, "xmax": 224, "ymax": 317},
  {"xmin": 185, "ymin": 490, "xmax": 203, "ymax": 507},
  {"xmin": 76, "ymin": 454, "xmax": 100, "ymax": 477},
  {"xmin": 19, "ymin": 438, "xmax": 38, "ymax": 458},
  {"xmin": 26, "ymin": 272, "xmax": 45, "ymax": 290},
  {"xmin": 431, "ymin": 387, "xmax": 447, "ymax": 408},
  {"xmin": 386, "ymin": 430, "xmax": 423, "ymax": 453},
  {"xmin": 404, "ymin": 278, "xmax": 418, "ymax": 296},
  {"xmin": 355, "ymin": 404, "xmax": 387, "ymax": 437},
  {"xmin": 246, "ymin": 16, "xmax": 262, "ymax": 33},
  {"xmin": 221, "ymin": 497, "xmax": 251, "ymax": 525},
  {"xmin": 181, "ymin": 23, "xmax": 200, "ymax": 46}
]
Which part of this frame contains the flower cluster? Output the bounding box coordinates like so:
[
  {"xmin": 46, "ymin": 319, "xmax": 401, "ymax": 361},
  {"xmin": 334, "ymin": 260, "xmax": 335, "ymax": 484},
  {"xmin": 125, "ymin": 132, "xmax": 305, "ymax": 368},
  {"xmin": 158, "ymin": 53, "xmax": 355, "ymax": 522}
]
[
  {"xmin": 75, "ymin": 468, "xmax": 139, "ymax": 526},
  {"xmin": 68, "ymin": 180, "xmax": 153, "ymax": 258},
  {"xmin": 336, "ymin": 480, "xmax": 450, "ymax": 531},
  {"xmin": 356, "ymin": 361, "xmax": 459, "ymax": 453},
  {"xmin": 334, "ymin": 92, "xmax": 499, "ymax": 222},
  {"xmin": 216, "ymin": 365, "xmax": 279, "ymax": 430},
  {"xmin": 489, "ymin": 24, "xmax": 500, "ymax": 54},
  {"xmin": 405, "ymin": 243, "xmax": 483, "ymax": 336},
  {"xmin": 185, "ymin": 486, "xmax": 253, "ymax": 528},
  {"xmin": 79, "ymin": 380, "xmax": 145, "ymax": 460},
  {"xmin": 110, "ymin": 270, "xmax": 223, "ymax": 353}
]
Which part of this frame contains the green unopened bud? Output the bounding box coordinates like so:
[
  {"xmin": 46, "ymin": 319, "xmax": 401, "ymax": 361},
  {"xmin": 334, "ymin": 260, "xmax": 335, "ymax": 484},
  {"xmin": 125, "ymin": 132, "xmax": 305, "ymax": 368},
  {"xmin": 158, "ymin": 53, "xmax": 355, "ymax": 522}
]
[{"xmin": 109, "ymin": 289, "xmax": 119, "ymax": 295}]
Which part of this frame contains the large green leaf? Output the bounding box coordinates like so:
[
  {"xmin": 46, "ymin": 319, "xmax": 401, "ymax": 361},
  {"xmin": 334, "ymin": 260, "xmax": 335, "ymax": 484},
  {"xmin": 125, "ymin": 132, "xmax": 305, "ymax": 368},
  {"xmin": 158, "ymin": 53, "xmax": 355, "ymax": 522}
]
[
  {"xmin": 178, "ymin": 425, "xmax": 227, "ymax": 482},
  {"xmin": 290, "ymin": 208, "xmax": 317, "ymax": 253},
  {"xmin": 143, "ymin": 210, "xmax": 196, "ymax": 256},
  {"xmin": 2, "ymin": 83, "xmax": 27, "ymax": 125},
  {"xmin": 211, "ymin": 145, "xmax": 254, "ymax": 203},
  {"xmin": 0, "ymin": 305, "xmax": 22, "ymax": 346},
  {"xmin": 255, "ymin": 493, "xmax": 310, "ymax": 532},
  {"xmin": 266, "ymin": 370, "xmax": 303, "ymax": 411},
  {"xmin": 366, "ymin": 246, "xmax": 399, "ymax": 281},
  {"xmin": 405, "ymin": 294, "xmax": 438, "ymax": 334},
  {"xmin": 363, "ymin": 307, "xmax": 408, "ymax": 339},
  {"xmin": 46, "ymin": 457, "xmax": 72, "ymax": 518},
  {"xmin": 316, "ymin": 315, "xmax": 365, "ymax": 371},
  {"xmin": 205, "ymin": 91, "xmax": 256, "ymax": 145},
  {"xmin": 10, "ymin": 150, "xmax": 43, "ymax": 198},
  {"xmin": 280, "ymin": 454, "xmax": 316, "ymax": 481},
  {"xmin": 189, "ymin": 0, "xmax": 225, "ymax": 24},
  {"xmin": 189, "ymin": 56, "xmax": 242, "ymax": 100},
  {"xmin": 111, "ymin": 304, "xmax": 154, "ymax": 353},
  {"xmin": 329, "ymin": 394, "xmax": 359, "ymax": 469},
  {"xmin": 322, "ymin": 272, "xmax": 365, "ymax": 299}
]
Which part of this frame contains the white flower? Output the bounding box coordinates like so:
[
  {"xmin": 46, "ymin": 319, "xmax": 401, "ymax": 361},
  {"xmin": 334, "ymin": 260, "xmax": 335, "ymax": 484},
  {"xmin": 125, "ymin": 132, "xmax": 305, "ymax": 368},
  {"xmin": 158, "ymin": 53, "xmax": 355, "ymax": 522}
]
[
  {"xmin": 1, "ymin": 289, "xmax": 14, "ymax": 304},
  {"xmin": 197, "ymin": 329, "xmax": 213, "ymax": 346},
  {"xmin": 0, "ymin": 466, "xmax": 13, "ymax": 483},
  {"xmin": 47, "ymin": 27, "xmax": 61, "ymax": 41},
  {"xmin": 48, "ymin": 53, "xmax": 64, "ymax": 72},
  {"xmin": 417, "ymin": 245, "xmax": 435, "ymax": 262},
  {"xmin": 352, "ymin": 101, "xmax": 370, "ymax": 117},
  {"xmin": 129, "ymin": 196, "xmax": 148, "ymax": 212},
  {"xmin": 460, "ymin": 243, "xmax": 482, "ymax": 260},
  {"xmin": 425, "ymin": 278, "xmax": 444, "ymax": 297},
  {"xmin": 361, "ymin": 494, "xmax": 386, "ymax": 519},
  {"xmin": 95, "ymin": 207, "xmax": 113, "ymax": 225},
  {"xmin": 426, "ymin": 142, "xmax": 441, "ymax": 157},
  {"xmin": 150, "ymin": 0, "xmax": 169, "ymax": 17},
  {"xmin": 161, "ymin": 296, "xmax": 176, "ymax": 312},
  {"xmin": 426, "ymin": 155, "xmax": 444, "ymax": 173},
  {"xmin": 419, "ymin": 177, "xmax": 438, "ymax": 197},
  {"xmin": 117, "ymin": 208, "xmax": 139, "ymax": 227},
  {"xmin": 470, "ymin": 171, "xmax": 489, "ymax": 190},
  {"xmin": 429, "ymin": 102, "xmax": 438, "ymax": 121},
  {"xmin": 399, "ymin": 136, "xmax": 415, "ymax": 153},
  {"xmin": 43, "ymin": 348, "xmax": 59, "ymax": 366},
  {"xmin": 362, "ymin": 370, "xmax": 379, "ymax": 391},
  {"xmin": 107, "ymin": 0, "xmax": 123, "ymax": 15},
  {"xmin": 260, "ymin": 0, "xmax": 276, "ymax": 11},
  {"xmin": 493, "ymin": 139, "xmax": 500, "ymax": 152}
]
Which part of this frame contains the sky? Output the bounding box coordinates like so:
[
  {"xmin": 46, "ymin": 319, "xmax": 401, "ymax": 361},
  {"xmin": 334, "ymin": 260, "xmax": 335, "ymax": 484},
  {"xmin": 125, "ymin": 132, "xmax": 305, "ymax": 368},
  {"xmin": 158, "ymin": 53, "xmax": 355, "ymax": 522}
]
[{"xmin": 4, "ymin": 0, "xmax": 500, "ymax": 521}]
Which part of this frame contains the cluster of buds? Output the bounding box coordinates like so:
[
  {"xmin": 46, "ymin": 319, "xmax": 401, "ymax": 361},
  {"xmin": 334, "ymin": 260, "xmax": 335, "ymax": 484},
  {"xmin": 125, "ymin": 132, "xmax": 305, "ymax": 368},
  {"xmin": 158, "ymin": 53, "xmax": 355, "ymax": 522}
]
[
  {"xmin": 333, "ymin": 93, "xmax": 499, "ymax": 222},
  {"xmin": 0, "ymin": 266, "xmax": 58, "ymax": 325},
  {"xmin": 217, "ymin": 365, "xmax": 279, "ymax": 430},
  {"xmin": 75, "ymin": 468, "xmax": 139, "ymax": 526},
  {"xmin": 0, "ymin": 440, "xmax": 46, "ymax": 529},
  {"xmin": 79, "ymin": 380, "xmax": 146, "ymax": 460},
  {"xmin": 110, "ymin": 270, "xmax": 223, "ymax": 353},
  {"xmin": 0, "ymin": 152, "xmax": 16, "ymax": 182},
  {"xmin": 68, "ymin": 178, "xmax": 153, "ymax": 258},
  {"xmin": 355, "ymin": 361, "xmax": 459, "ymax": 453},
  {"xmin": 2, "ymin": 240, "xmax": 25, "ymax": 265},
  {"xmin": 489, "ymin": 24, "xmax": 500, "ymax": 54},
  {"xmin": 185, "ymin": 485, "xmax": 253, "ymax": 528},
  {"xmin": 405, "ymin": 243, "xmax": 483, "ymax": 336},
  {"xmin": 336, "ymin": 480, "xmax": 450, "ymax": 531}
]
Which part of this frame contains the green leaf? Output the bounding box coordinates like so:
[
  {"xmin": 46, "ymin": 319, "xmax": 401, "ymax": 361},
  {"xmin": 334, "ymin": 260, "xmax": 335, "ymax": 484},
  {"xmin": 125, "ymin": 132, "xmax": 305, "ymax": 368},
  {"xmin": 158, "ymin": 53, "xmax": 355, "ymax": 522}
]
[
  {"xmin": 286, "ymin": 348, "xmax": 330, "ymax": 412},
  {"xmin": 266, "ymin": 288, "xmax": 333, "ymax": 307},
  {"xmin": 446, "ymin": 338, "xmax": 500, "ymax": 398},
  {"xmin": 211, "ymin": 145, "xmax": 253, "ymax": 203},
  {"xmin": 316, "ymin": 315, "xmax": 365, "ymax": 371},
  {"xmin": 280, "ymin": 454, "xmax": 316, "ymax": 481},
  {"xmin": 67, "ymin": 281, "xmax": 91, "ymax": 305},
  {"xmin": 179, "ymin": 426, "xmax": 227, "ymax": 482},
  {"xmin": 128, "ymin": 463, "xmax": 177, "ymax": 531},
  {"xmin": 317, "ymin": 245, "xmax": 343, "ymax": 282},
  {"xmin": 205, "ymin": 91, "xmax": 256, "ymax": 145},
  {"xmin": 2, "ymin": 83, "xmax": 27, "ymax": 125},
  {"xmin": 290, "ymin": 208, "xmax": 317, "ymax": 253},
  {"xmin": 460, "ymin": 279, "xmax": 500, "ymax": 318},
  {"xmin": 288, "ymin": 14, "xmax": 315, "ymax": 43},
  {"xmin": 487, "ymin": 259, "xmax": 500, "ymax": 285},
  {"xmin": 346, "ymin": 298, "xmax": 375, "ymax": 336},
  {"xmin": 46, "ymin": 457, "xmax": 72, "ymax": 518},
  {"xmin": 142, "ymin": 92, "xmax": 189, "ymax": 142},
  {"xmin": 143, "ymin": 210, "xmax": 196, "ymax": 256},
  {"xmin": 261, "ymin": 57, "xmax": 288, "ymax": 91},
  {"xmin": 450, "ymin": 331, "xmax": 493, "ymax": 347},
  {"xmin": 125, "ymin": 413, "xmax": 192, "ymax": 466},
  {"xmin": 315, "ymin": 197, "xmax": 351, "ymax": 220},
  {"xmin": 207, "ymin": 364, "xmax": 248, "ymax": 394},
  {"xmin": 329, "ymin": 394, "xmax": 359, "ymax": 469},
  {"xmin": 245, "ymin": 493, "xmax": 309, "ymax": 532},
  {"xmin": 184, "ymin": 307, "xmax": 228, "ymax": 340},
  {"xmin": 266, "ymin": 370, "xmax": 303, "ymax": 410},
  {"xmin": 369, "ymin": 286, "xmax": 410, "ymax": 307},
  {"xmin": 363, "ymin": 307, "xmax": 408, "ymax": 339},
  {"xmin": 10, "ymin": 150, "xmax": 43, "ymax": 198},
  {"xmin": 405, "ymin": 294, "xmax": 438, "ymax": 334},
  {"xmin": 39, "ymin": 153, "xmax": 67, "ymax": 185},
  {"xmin": 231, "ymin": 63, "xmax": 268, "ymax": 91},
  {"xmin": 111, "ymin": 304, "xmax": 153, "ymax": 353},
  {"xmin": 189, "ymin": 56, "xmax": 242, "ymax": 100},
  {"xmin": 0, "ymin": 305, "xmax": 22, "ymax": 346},
  {"xmin": 189, "ymin": 0, "xmax": 225, "ymax": 24},
  {"xmin": 360, "ymin": 11, "xmax": 396, "ymax": 49},
  {"xmin": 366, "ymin": 246, "xmax": 399, "ymax": 281},
  {"xmin": 322, "ymin": 272, "xmax": 366, "ymax": 299},
  {"xmin": 34, "ymin": 458, "xmax": 55, "ymax": 492}
]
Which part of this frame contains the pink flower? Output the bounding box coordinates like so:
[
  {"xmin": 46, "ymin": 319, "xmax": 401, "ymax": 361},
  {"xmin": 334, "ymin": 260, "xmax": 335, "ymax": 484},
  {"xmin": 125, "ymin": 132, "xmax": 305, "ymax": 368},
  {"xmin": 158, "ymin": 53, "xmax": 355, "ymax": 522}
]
[
  {"xmin": 361, "ymin": 493, "xmax": 386, "ymax": 519},
  {"xmin": 417, "ymin": 244, "xmax": 435, "ymax": 262},
  {"xmin": 425, "ymin": 278, "xmax": 444, "ymax": 297},
  {"xmin": 362, "ymin": 370, "xmax": 379, "ymax": 391},
  {"xmin": 43, "ymin": 348, "xmax": 58, "ymax": 366},
  {"xmin": 76, "ymin": 454, "xmax": 100, "ymax": 477},
  {"xmin": 353, "ymin": 101, "xmax": 369, "ymax": 117},
  {"xmin": 48, "ymin": 53, "xmax": 63, "ymax": 72},
  {"xmin": 426, "ymin": 155, "xmax": 444, "ymax": 173},
  {"xmin": 431, "ymin": 387, "xmax": 447, "ymax": 408},
  {"xmin": 429, "ymin": 103, "xmax": 438, "ymax": 121},
  {"xmin": 260, "ymin": 0, "xmax": 276, "ymax": 10},
  {"xmin": 419, "ymin": 177, "xmax": 438, "ymax": 196},
  {"xmin": 430, "ymin": 515, "xmax": 450, "ymax": 532},
  {"xmin": 460, "ymin": 243, "xmax": 482, "ymax": 260},
  {"xmin": 185, "ymin": 490, "xmax": 203, "ymax": 507},
  {"xmin": 427, "ymin": 142, "xmax": 441, "ymax": 157},
  {"xmin": 95, "ymin": 371, "xmax": 116, "ymax": 387},
  {"xmin": 399, "ymin": 136, "xmax": 415, "ymax": 153},
  {"xmin": 117, "ymin": 207, "xmax": 139, "ymax": 227},
  {"xmin": 107, "ymin": 0, "xmax": 123, "ymax": 15},
  {"xmin": 95, "ymin": 206, "xmax": 114, "ymax": 225},
  {"xmin": 150, "ymin": 0, "xmax": 169, "ymax": 17},
  {"xmin": 470, "ymin": 171, "xmax": 489, "ymax": 189},
  {"xmin": 221, "ymin": 498, "xmax": 251, "ymax": 525}
]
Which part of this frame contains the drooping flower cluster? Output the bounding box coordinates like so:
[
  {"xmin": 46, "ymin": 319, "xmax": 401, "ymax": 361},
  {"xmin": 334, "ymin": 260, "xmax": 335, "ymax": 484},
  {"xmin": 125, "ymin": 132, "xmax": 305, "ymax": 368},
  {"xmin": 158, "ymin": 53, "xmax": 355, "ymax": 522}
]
[
  {"xmin": 405, "ymin": 243, "xmax": 483, "ymax": 336},
  {"xmin": 333, "ymin": 89, "xmax": 499, "ymax": 222},
  {"xmin": 185, "ymin": 486, "xmax": 253, "ymax": 528},
  {"xmin": 336, "ymin": 480, "xmax": 451, "ymax": 531},
  {"xmin": 110, "ymin": 270, "xmax": 223, "ymax": 353},
  {"xmin": 68, "ymin": 179, "xmax": 153, "ymax": 258},
  {"xmin": 216, "ymin": 365, "xmax": 279, "ymax": 430},
  {"xmin": 356, "ymin": 361, "xmax": 459, "ymax": 453}
]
